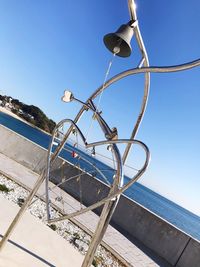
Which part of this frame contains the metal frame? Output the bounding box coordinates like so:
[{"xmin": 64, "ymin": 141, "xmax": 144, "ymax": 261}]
[
  {"xmin": 48, "ymin": 138, "xmax": 150, "ymax": 223},
  {"xmin": 1, "ymin": 1, "xmax": 200, "ymax": 267},
  {"xmin": 1, "ymin": 62, "xmax": 200, "ymax": 257}
]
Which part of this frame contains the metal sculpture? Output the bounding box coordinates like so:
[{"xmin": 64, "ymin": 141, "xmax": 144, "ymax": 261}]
[{"xmin": 1, "ymin": 1, "xmax": 200, "ymax": 267}]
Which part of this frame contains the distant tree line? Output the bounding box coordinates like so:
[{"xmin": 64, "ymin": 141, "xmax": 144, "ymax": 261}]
[{"xmin": 0, "ymin": 95, "xmax": 56, "ymax": 134}]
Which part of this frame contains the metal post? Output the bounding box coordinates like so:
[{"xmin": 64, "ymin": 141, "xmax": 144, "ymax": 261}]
[
  {"xmin": 0, "ymin": 128, "xmax": 73, "ymax": 251},
  {"xmin": 79, "ymin": 101, "xmax": 123, "ymax": 267},
  {"xmin": 81, "ymin": 194, "xmax": 119, "ymax": 267},
  {"xmin": 122, "ymin": 0, "xmax": 150, "ymax": 164},
  {"xmin": 0, "ymin": 170, "xmax": 45, "ymax": 251},
  {"xmin": 81, "ymin": 152, "xmax": 122, "ymax": 267}
]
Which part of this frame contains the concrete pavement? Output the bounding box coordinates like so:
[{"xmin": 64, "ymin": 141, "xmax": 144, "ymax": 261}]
[{"xmin": 0, "ymin": 194, "xmax": 83, "ymax": 267}]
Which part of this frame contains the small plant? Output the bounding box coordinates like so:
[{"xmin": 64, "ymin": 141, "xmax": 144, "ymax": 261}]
[
  {"xmin": 49, "ymin": 224, "xmax": 57, "ymax": 231},
  {"xmin": 70, "ymin": 232, "xmax": 81, "ymax": 247},
  {"xmin": 92, "ymin": 259, "xmax": 98, "ymax": 267},
  {"xmin": 92, "ymin": 256, "xmax": 103, "ymax": 267},
  {"xmin": 65, "ymin": 229, "xmax": 72, "ymax": 235},
  {"xmin": 0, "ymin": 184, "xmax": 10, "ymax": 193},
  {"xmin": 17, "ymin": 198, "xmax": 25, "ymax": 207}
]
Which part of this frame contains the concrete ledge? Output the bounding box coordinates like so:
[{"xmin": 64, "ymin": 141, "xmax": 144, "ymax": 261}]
[{"xmin": 0, "ymin": 125, "xmax": 47, "ymax": 173}]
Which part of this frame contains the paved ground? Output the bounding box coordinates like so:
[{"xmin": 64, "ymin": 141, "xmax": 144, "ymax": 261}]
[
  {"xmin": 0, "ymin": 195, "xmax": 83, "ymax": 267},
  {"xmin": 0, "ymin": 153, "xmax": 167, "ymax": 267}
]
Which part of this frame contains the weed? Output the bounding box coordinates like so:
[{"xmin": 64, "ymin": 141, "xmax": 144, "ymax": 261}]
[
  {"xmin": 70, "ymin": 232, "xmax": 81, "ymax": 247},
  {"xmin": 0, "ymin": 184, "xmax": 10, "ymax": 193},
  {"xmin": 49, "ymin": 224, "xmax": 57, "ymax": 231},
  {"xmin": 17, "ymin": 198, "xmax": 25, "ymax": 207},
  {"xmin": 92, "ymin": 256, "xmax": 103, "ymax": 267}
]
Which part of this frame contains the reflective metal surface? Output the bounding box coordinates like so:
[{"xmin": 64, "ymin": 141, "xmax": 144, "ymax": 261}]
[{"xmin": 1, "ymin": 2, "xmax": 200, "ymax": 267}]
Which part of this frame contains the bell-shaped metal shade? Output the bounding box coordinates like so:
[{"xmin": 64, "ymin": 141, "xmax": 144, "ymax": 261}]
[{"xmin": 103, "ymin": 23, "xmax": 134, "ymax": 57}]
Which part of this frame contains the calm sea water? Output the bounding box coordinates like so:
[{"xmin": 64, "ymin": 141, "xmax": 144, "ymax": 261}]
[{"xmin": 0, "ymin": 111, "xmax": 200, "ymax": 241}]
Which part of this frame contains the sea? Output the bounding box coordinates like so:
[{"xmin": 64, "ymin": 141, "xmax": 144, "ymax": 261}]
[{"xmin": 0, "ymin": 110, "xmax": 200, "ymax": 242}]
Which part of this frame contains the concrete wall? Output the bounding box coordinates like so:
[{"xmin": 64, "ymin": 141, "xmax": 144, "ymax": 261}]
[
  {"xmin": 49, "ymin": 167, "xmax": 193, "ymax": 266},
  {"xmin": 0, "ymin": 125, "xmax": 47, "ymax": 173},
  {"xmin": 176, "ymin": 238, "xmax": 200, "ymax": 267},
  {"xmin": 0, "ymin": 125, "xmax": 199, "ymax": 266}
]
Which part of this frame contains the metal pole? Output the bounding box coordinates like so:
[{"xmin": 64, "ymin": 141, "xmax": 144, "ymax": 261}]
[
  {"xmin": 81, "ymin": 155, "xmax": 122, "ymax": 267},
  {"xmin": 0, "ymin": 128, "xmax": 74, "ymax": 251},
  {"xmin": 81, "ymin": 189, "xmax": 120, "ymax": 267},
  {"xmin": 0, "ymin": 170, "xmax": 45, "ymax": 251},
  {"xmin": 80, "ymin": 102, "xmax": 123, "ymax": 267},
  {"xmin": 122, "ymin": 0, "xmax": 150, "ymax": 164},
  {"xmin": 45, "ymin": 119, "xmax": 87, "ymax": 220}
]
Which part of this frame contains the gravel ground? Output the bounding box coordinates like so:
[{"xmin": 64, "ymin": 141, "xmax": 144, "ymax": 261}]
[{"xmin": 0, "ymin": 174, "xmax": 126, "ymax": 267}]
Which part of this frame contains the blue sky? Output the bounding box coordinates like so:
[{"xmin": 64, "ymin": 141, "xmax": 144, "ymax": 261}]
[{"xmin": 0, "ymin": 0, "xmax": 200, "ymax": 216}]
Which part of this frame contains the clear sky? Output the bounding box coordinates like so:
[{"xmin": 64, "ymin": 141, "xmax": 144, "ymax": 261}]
[{"xmin": 0, "ymin": 0, "xmax": 200, "ymax": 216}]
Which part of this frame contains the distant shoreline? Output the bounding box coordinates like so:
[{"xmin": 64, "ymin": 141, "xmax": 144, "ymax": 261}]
[
  {"xmin": 0, "ymin": 106, "xmax": 51, "ymax": 136},
  {"xmin": 0, "ymin": 106, "xmax": 28, "ymax": 123}
]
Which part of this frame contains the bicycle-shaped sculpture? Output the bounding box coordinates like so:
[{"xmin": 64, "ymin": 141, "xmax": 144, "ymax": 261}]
[{"xmin": 1, "ymin": 1, "xmax": 200, "ymax": 267}]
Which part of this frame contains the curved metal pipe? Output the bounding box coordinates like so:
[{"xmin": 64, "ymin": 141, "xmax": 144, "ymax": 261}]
[
  {"xmin": 61, "ymin": 145, "xmax": 111, "ymax": 185},
  {"xmin": 48, "ymin": 138, "xmax": 150, "ymax": 223},
  {"xmin": 122, "ymin": 0, "xmax": 150, "ymax": 164},
  {"xmin": 88, "ymin": 59, "xmax": 200, "ymax": 99},
  {"xmin": 46, "ymin": 118, "xmax": 87, "ymax": 220}
]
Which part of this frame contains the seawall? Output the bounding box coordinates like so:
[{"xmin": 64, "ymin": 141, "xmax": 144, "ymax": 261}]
[{"xmin": 0, "ymin": 125, "xmax": 199, "ymax": 267}]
